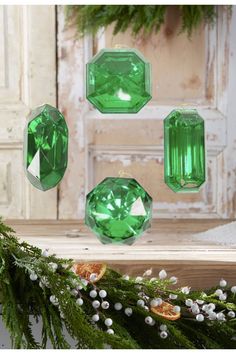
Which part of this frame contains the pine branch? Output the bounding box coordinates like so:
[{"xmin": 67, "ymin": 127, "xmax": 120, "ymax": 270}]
[
  {"xmin": 65, "ymin": 5, "xmax": 219, "ymax": 38},
  {"xmin": 1, "ymin": 218, "xmax": 236, "ymax": 349}
]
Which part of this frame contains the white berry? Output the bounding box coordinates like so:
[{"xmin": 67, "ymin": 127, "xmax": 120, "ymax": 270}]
[
  {"xmin": 49, "ymin": 262, "xmax": 58, "ymax": 272},
  {"xmin": 92, "ymin": 314, "xmax": 99, "ymax": 322},
  {"xmin": 150, "ymin": 277, "xmax": 157, "ymax": 282},
  {"xmin": 135, "ymin": 276, "xmax": 143, "ymax": 283},
  {"xmin": 208, "ymin": 312, "xmax": 217, "ymax": 320},
  {"xmin": 71, "ymin": 289, "xmax": 78, "ymax": 296},
  {"xmin": 124, "ymin": 308, "xmax": 133, "ymax": 316},
  {"xmin": 196, "ymin": 314, "xmax": 204, "ymax": 322},
  {"xmin": 196, "ymin": 299, "xmax": 204, "ymax": 305},
  {"xmin": 219, "ymin": 279, "xmax": 227, "ymax": 287},
  {"xmin": 169, "ymin": 294, "xmax": 178, "ymax": 300},
  {"xmin": 208, "ymin": 303, "xmax": 216, "ymax": 311},
  {"xmin": 143, "ymin": 269, "xmax": 152, "ymax": 277},
  {"xmin": 228, "ymin": 311, "xmax": 235, "ymax": 318},
  {"xmin": 114, "ymin": 302, "xmax": 122, "ymax": 311},
  {"xmin": 215, "ymin": 289, "xmax": 223, "ymax": 296},
  {"xmin": 42, "ymin": 249, "xmax": 49, "ymax": 257},
  {"xmin": 219, "ymin": 293, "xmax": 227, "ymax": 301},
  {"xmin": 76, "ymin": 298, "xmax": 83, "ymax": 306},
  {"xmin": 101, "ymin": 301, "xmax": 109, "ymax": 309},
  {"xmin": 107, "ymin": 329, "xmax": 114, "ymax": 335},
  {"xmin": 50, "ymin": 295, "xmax": 56, "ymax": 303},
  {"xmin": 173, "ymin": 306, "xmax": 181, "ymax": 313},
  {"xmin": 89, "ymin": 273, "xmax": 97, "ymax": 282},
  {"xmin": 202, "ymin": 304, "xmax": 208, "ymax": 312},
  {"xmin": 145, "ymin": 316, "xmax": 153, "ymax": 325},
  {"xmin": 231, "ymin": 286, "xmax": 236, "ymax": 294},
  {"xmin": 192, "ymin": 307, "xmax": 200, "ymax": 315},
  {"xmin": 191, "ymin": 304, "xmax": 200, "ymax": 314},
  {"xmin": 92, "ymin": 300, "xmax": 100, "ymax": 309},
  {"xmin": 50, "ymin": 295, "xmax": 59, "ymax": 306},
  {"xmin": 181, "ymin": 287, "xmax": 190, "ymax": 294},
  {"xmin": 137, "ymin": 299, "xmax": 145, "ymax": 307},
  {"xmin": 90, "ymin": 290, "xmax": 97, "ymax": 298},
  {"xmin": 150, "ymin": 299, "xmax": 158, "ymax": 307},
  {"xmin": 169, "ymin": 276, "xmax": 178, "ymax": 284},
  {"xmin": 185, "ymin": 299, "xmax": 193, "ymax": 307},
  {"xmin": 105, "ymin": 318, "xmax": 113, "ymax": 327},
  {"xmin": 160, "ymin": 331, "xmax": 168, "ymax": 339},
  {"xmin": 30, "ymin": 272, "xmax": 38, "ymax": 281},
  {"xmin": 99, "ymin": 290, "xmax": 107, "ymax": 298},
  {"xmin": 159, "ymin": 269, "xmax": 167, "ymax": 279},
  {"xmin": 191, "ymin": 303, "xmax": 199, "ymax": 311},
  {"xmin": 160, "ymin": 324, "xmax": 167, "ymax": 331},
  {"xmin": 217, "ymin": 312, "xmax": 225, "ymax": 321}
]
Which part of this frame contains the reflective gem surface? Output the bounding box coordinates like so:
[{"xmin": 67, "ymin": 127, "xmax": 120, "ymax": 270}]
[
  {"xmin": 24, "ymin": 104, "xmax": 68, "ymax": 191},
  {"xmin": 85, "ymin": 177, "xmax": 152, "ymax": 245},
  {"xmin": 86, "ymin": 49, "xmax": 152, "ymax": 113},
  {"xmin": 164, "ymin": 109, "xmax": 205, "ymax": 193}
]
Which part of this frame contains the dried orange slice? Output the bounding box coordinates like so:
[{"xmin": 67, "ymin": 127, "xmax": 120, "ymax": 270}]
[
  {"xmin": 73, "ymin": 262, "xmax": 107, "ymax": 283},
  {"xmin": 151, "ymin": 301, "xmax": 181, "ymax": 321}
]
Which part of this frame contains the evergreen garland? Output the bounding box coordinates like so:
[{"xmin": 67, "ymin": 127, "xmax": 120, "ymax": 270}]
[
  {"xmin": 1, "ymin": 218, "xmax": 236, "ymax": 349},
  {"xmin": 65, "ymin": 5, "xmax": 218, "ymax": 38}
]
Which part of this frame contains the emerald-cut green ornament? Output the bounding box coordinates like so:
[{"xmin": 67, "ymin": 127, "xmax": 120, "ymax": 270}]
[
  {"xmin": 86, "ymin": 48, "xmax": 152, "ymax": 113},
  {"xmin": 85, "ymin": 177, "xmax": 152, "ymax": 245},
  {"xmin": 164, "ymin": 108, "xmax": 205, "ymax": 193},
  {"xmin": 24, "ymin": 104, "xmax": 68, "ymax": 191}
]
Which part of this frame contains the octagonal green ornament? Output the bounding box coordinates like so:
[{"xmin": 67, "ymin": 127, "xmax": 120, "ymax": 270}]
[
  {"xmin": 164, "ymin": 108, "xmax": 206, "ymax": 193},
  {"xmin": 24, "ymin": 104, "xmax": 68, "ymax": 191},
  {"xmin": 85, "ymin": 177, "xmax": 153, "ymax": 245},
  {"xmin": 86, "ymin": 48, "xmax": 152, "ymax": 113}
]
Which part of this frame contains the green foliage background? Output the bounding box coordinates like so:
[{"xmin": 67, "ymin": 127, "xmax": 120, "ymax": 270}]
[{"xmin": 66, "ymin": 5, "xmax": 218, "ymax": 37}]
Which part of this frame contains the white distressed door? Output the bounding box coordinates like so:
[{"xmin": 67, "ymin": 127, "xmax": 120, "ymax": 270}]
[
  {"xmin": 0, "ymin": 5, "xmax": 57, "ymax": 219},
  {"xmin": 58, "ymin": 6, "xmax": 236, "ymax": 220}
]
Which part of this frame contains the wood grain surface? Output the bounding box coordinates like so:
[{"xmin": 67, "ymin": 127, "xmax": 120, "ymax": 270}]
[{"xmin": 6, "ymin": 219, "xmax": 236, "ymax": 289}]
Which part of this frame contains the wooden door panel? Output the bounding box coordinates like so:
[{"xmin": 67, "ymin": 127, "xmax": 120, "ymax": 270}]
[
  {"xmin": 0, "ymin": 5, "xmax": 57, "ymax": 219},
  {"xmin": 88, "ymin": 147, "xmax": 218, "ymax": 218},
  {"xmin": 102, "ymin": 8, "xmax": 208, "ymax": 104},
  {"xmin": 58, "ymin": 6, "xmax": 234, "ymax": 220}
]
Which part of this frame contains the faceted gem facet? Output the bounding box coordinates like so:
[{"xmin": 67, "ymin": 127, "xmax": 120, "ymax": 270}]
[
  {"xmin": 86, "ymin": 49, "xmax": 152, "ymax": 114},
  {"xmin": 85, "ymin": 177, "xmax": 152, "ymax": 245},
  {"xmin": 164, "ymin": 109, "xmax": 205, "ymax": 193},
  {"xmin": 24, "ymin": 104, "xmax": 68, "ymax": 191}
]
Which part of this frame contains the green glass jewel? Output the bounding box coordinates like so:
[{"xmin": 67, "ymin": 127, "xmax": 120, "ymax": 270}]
[
  {"xmin": 86, "ymin": 48, "xmax": 152, "ymax": 114},
  {"xmin": 24, "ymin": 104, "xmax": 68, "ymax": 191},
  {"xmin": 85, "ymin": 177, "xmax": 152, "ymax": 245},
  {"xmin": 164, "ymin": 109, "xmax": 205, "ymax": 193}
]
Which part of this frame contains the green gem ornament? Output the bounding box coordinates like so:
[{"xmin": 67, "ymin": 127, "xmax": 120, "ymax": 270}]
[
  {"xmin": 86, "ymin": 48, "xmax": 152, "ymax": 114},
  {"xmin": 85, "ymin": 177, "xmax": 152, "ymax": 245},
  {"xmin": 24, "ymin": 104, "xmax": 68, "ymax": 191},
  {"xmin": 164, "ymin": 108, "xmax": 205, "ymax": 193}
]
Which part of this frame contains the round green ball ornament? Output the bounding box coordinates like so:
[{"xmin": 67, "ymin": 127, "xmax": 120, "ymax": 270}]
[
  {"xmin": 86, "ymin": 48, "xmax": 152, "ymax": 114},
  {"xmin": 85, "ymin": 177, "xmax": 153, "ymax": 245}
]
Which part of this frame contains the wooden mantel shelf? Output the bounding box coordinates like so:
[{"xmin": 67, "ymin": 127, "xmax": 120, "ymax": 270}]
[{"xmin": 6, "ymin": 219, "xmax": 236, "ymax": 263}]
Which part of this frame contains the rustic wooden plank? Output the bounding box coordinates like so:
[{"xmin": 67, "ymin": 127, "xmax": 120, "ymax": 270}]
[
  {"xmin": 112, "ymin": 262, "xmax": 236, "ymax": 290},
  {"xmin": 6, "ymin": 219, "xmax": 236, "ymax": 263}
]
